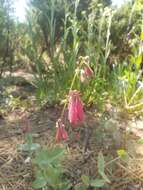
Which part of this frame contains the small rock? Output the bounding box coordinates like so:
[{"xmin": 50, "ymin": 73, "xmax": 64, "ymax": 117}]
[{"xmin": 25, "ymin": 157, "xmax": 31, "ymax": 163}]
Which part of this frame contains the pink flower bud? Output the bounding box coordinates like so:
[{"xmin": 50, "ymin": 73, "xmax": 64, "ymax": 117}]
[
  {"xmin": 84, "ymin": 65, "xmax": 94, "ymax": 77},
  {"xmin": 68, "ymin": 90, "xmax": 84, "ymax": 124},
  {"xmin": 80, "ymin": 65, "xmax": 94, "ymax": 83},
  {"xmin": 55, "ymin": 119, "xmax": 68, "ymax": 142}
]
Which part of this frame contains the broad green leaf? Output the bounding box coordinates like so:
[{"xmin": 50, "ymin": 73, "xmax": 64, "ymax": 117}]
[
  {"xmin": 48, "ymin": 147, "xmax": 65, "ymax": 163},
  {"xmin": 32, "ymin": 172, "xmax": 47, "ymax": 189},
  {"xmin": 33, "ymin": 149, "xmax": 51, "ymax": 166},
  {"xmin": 32, "ymin": 178, "xmax": 47, "ymax": 189},
  {"xmin": 98, "ymin": 152, "xmax": 105, "ymax": 174},
  {"xmin": 90, "ymin": 179, "xmax": 105, "ymax": 187},
  {"xmin": 17, "ymin": 143, "xmax": 40, "ymax": 152},
  {"xmin": 33, "ymin": 147, "xmax": 64, "ymax": 166},
  {"xmin": 46, "ymin": 165, "xmax": 61, "ymax": 187},
  {"xmin": 81, "ymin": 175, "xmax": 90, "ymax": 187},
  {"xmin": 98, "ymin": 152, "xmax": 110, "ymax": 183},
  {"xmin": 99, "ymin": 171, "xmax": 110, "ymax": 183}
]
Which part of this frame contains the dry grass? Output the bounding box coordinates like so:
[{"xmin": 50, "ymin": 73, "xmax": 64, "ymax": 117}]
[{"xmin": 0, "ymin": 109, "xmax": 143, "ymax": 190}]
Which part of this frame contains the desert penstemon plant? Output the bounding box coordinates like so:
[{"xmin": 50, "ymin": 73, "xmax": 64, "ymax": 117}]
[{"xmin": 55, "ymin": 56, "xmax": 94, "ymax": 142}]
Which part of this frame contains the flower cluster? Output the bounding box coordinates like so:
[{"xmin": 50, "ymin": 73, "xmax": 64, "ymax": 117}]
[{"xmin": 55, "ymin": 57, "xmax": 94, "ymax": 142}]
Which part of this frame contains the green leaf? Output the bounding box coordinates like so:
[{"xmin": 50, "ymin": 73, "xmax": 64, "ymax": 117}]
[
  {"xmin": 33, "ymin": 147, "xmax": 65, "ymax": 167},
  {"xmin": 49, "ymin": 147, "xmax": 65, "ymax": 163},
  {"xmin": 17, "ymin": 143, "xmax": 40, "ymax": 152},
  {"xmin": 97, "ymin": 152, "xmax": 110, "ymax": 183},
  {"xmin": 99, "ymin": 172, "xmax": 110, "ymax": 183},
  {"xmin": 98, "ymin": 152, "xmax": 105, "ymax": 174},
  {"xmin": 33, "ymin": 149, "xmax": 50, "ymax": 166},
  {"xmin": 46, "ymin": 165, "xmax": 61, "ymax": 188},
  {"xmin": 32, "ymin": 173, "xmax": 47, "ymax": 189},
  {"xmin": 59, "ymin": 180, "xmax": 71, "ymax": 190},
  {"xmin": 136, "ymin": 55, "xmax": 142, "ymax": 68},
  {"xmin": 75, "ymin": 183, "xmax": 86, "ymax": 190},
  {"xmin": 90, "ymin": 179, "xmax": 105, "ymax": 187},
  {"xmin": 81, "ymin": 175, "xmax": 90, "ymax": 187}
]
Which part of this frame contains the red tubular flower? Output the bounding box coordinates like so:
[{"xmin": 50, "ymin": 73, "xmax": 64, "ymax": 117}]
[
  {"xmin": 84, "ymin": 65, "xmax": 94, "ymax": 77},
  {"xmin": 68, "ymin": 90, "xmax": 84, "ymax": 124},
  {"xmin": 55, "ymin": 119, "xmax": 68, "ymax": 142}
]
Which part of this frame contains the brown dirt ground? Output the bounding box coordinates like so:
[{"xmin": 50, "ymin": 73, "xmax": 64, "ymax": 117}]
[{"xmin": 1, "ymin": 70, "xmax": 143, "ymax": 190}]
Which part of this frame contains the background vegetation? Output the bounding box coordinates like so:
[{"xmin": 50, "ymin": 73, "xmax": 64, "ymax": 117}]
[
  {"xmin": 0, "ymin": 0, "xmax": 143, "ymax": 110},
  {"xmin": 1, "ymin": 1, "xmax": 143, "ymax": 190}
]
